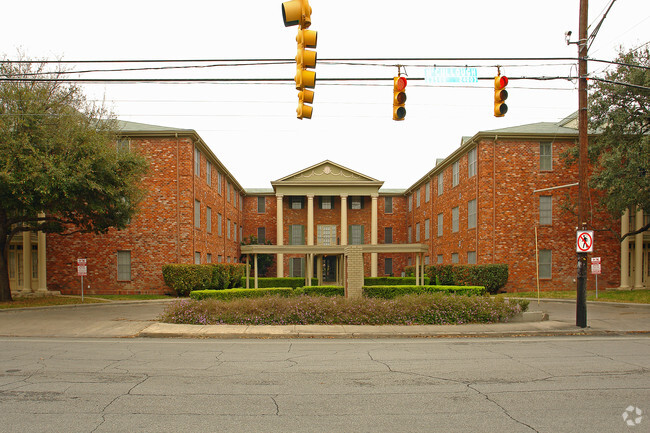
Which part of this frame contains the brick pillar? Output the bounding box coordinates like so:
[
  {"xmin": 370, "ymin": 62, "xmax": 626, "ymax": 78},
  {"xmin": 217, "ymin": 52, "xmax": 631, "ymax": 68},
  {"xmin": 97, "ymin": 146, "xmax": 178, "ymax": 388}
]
[{"xmin": 345, "ymin": 245, "xmax": 364, "ymax": 299}]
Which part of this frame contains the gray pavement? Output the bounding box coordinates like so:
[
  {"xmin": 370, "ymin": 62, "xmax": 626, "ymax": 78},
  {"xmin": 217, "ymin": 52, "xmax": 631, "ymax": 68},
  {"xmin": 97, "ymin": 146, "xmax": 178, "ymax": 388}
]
[{"xmin": 0, "ymin": 297, "xmax": 649, "ymax": 339}]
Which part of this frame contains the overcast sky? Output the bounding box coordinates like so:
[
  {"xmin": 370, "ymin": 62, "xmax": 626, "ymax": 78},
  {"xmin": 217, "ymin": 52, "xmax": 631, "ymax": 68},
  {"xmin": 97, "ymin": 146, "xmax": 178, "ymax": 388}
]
[{"xmin": 2, "ymin": 0, "xmax": 648, "ymax": 189}]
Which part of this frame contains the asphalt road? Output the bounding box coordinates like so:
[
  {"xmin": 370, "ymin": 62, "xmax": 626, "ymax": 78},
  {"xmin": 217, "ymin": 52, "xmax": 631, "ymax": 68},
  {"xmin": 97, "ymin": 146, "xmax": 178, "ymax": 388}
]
[{"xmin": 1, "ymin": 336, "xmax": 648, "ymax": 432}]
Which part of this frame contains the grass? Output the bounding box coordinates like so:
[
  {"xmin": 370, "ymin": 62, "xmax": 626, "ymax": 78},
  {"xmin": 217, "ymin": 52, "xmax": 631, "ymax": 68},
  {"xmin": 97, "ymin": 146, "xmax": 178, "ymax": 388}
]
[
  {"xmin": 0, "ymin": 294, "xmax": 172, "ymax": 309},
  {"xmin": 160, "ymin": 294, "xmax": 529, "ymax": 326},
  {"xmin": 499, "ymin": 289, "xmax": 650, "ymax": 304}
]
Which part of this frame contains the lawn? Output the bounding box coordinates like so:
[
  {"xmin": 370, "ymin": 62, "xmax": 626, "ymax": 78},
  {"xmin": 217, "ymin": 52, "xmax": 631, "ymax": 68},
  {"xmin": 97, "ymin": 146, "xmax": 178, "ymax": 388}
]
[
  {"xmin": 0, "ymin": 294, "xmax": 171, "ymax": 309},
  {"xmin": 500, "ymin": 289, "xmax": 650, "ymax": 304}
]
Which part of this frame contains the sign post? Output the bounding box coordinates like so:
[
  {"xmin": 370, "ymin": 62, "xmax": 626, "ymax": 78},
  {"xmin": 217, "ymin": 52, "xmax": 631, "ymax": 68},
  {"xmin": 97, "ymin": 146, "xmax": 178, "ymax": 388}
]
[
  {"xmin": 77, "ymin": 258, "xmax": 87, "ymax": 302},
  {"xmin": 591, "ymin": 257, "xmax": 601, "ymax": 299}
]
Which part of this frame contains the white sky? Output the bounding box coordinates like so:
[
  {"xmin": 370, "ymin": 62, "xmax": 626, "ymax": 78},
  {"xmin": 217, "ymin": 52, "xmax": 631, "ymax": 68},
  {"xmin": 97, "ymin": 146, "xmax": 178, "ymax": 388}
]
[{"xmin": 2, "ymin": 0, "xmax": 648, "ymax": 189}]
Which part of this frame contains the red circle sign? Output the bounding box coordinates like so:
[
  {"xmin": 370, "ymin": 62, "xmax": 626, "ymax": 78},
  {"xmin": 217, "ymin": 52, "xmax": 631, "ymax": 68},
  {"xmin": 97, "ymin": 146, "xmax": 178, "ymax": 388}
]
[{"xmin": 577, "ymin": 232, "xmax": 593, "ymax": 252}]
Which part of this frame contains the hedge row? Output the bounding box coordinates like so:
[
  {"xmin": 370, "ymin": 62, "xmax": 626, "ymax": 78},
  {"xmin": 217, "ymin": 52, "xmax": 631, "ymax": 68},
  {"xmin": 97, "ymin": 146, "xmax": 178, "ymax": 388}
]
[
  {"xmin": 297, "ymin": 286, "xmax": 345, "ymax": 297},
  {"xmin": 364, "ymin": 277, "xmax": 430, "ymax": 286},
  {"xmin": 191, "ymin": 287, "xmax": 294, "ymax": 301},
  {"xmin": 363, "ymin": 285, "xmax": 486, "ymax": 299},
  {"xmin": 239, "ymin": 277, "xmax": 318, "ymax": 289},
  {"xmin": 404, "ymin": 264, "xmax": 508, "ymax": 294},
  {"xmin": 162, "ymin": 263, "xmax": 246, "ymax": 296}
]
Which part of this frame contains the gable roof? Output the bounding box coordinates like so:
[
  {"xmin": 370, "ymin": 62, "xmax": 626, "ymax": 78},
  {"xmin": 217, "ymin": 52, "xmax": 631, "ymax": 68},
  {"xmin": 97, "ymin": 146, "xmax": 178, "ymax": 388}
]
[{"xmin": 273, "ymin": 160, "xmax": 382, "ymax": 184}]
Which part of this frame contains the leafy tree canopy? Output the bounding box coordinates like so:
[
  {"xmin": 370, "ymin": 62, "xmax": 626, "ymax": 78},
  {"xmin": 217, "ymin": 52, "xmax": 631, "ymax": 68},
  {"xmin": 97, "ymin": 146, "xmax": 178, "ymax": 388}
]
[
  {"xmin": 588, "ymin": 46, "xmax": 650, "ymax": 239},
  {"xmin": 0, "ymin": 56, "xmax": 148, "ymax": 301}
]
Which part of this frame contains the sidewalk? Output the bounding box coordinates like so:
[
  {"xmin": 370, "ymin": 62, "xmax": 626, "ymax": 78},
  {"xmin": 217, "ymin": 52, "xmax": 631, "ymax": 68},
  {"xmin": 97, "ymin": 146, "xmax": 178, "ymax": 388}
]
[{"xmin": 2, "ymin": 298, "xmax": 648, "ymax": 339}]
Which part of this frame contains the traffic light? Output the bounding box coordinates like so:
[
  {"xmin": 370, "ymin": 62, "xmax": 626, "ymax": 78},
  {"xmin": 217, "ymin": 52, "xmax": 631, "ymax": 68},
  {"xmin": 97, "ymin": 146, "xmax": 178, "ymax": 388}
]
[
  {"xmin": 393, "ymin": 76, "xmax": 407, "ymax": 121},
  {"xmin": 282, "ymin": 0, "xmax": 317, "ymax": 119},
  {"xmin": 494, "ymin": 75, "xmax": 508, "ymax": 117}
]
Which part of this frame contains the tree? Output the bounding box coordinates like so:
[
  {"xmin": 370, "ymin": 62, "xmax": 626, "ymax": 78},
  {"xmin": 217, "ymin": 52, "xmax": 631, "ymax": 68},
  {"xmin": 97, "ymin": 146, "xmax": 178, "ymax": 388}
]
[
  {"xmin": 0, "ymin": 57, "xmax": 148, "ymax": 301},
  {"xmin": 588, "ymin": 46, "xmax": 650, "ymax": 240}
]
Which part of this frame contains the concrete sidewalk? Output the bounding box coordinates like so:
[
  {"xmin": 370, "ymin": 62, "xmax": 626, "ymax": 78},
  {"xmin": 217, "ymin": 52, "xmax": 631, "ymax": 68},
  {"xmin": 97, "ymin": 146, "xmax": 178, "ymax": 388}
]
[{"xmin": 1, "ymin": 297, "xmax": 649, "ymax": 339}]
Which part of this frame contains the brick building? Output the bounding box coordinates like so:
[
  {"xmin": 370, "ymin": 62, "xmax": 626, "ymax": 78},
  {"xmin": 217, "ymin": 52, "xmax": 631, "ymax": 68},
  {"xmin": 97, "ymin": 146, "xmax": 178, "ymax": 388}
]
[{"xmin": 8, "ymin": 115, "xmax": 648, "ymax": 296}]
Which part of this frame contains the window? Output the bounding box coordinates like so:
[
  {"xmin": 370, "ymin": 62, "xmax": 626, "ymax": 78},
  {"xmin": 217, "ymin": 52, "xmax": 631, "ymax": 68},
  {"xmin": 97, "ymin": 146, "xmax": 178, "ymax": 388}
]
[
  {"xmin": 437, "ymin": 213, "xmax": 443, "ymax": 237},
  {"xmin": 226, "ymin": 182, "xmax": 230, "ymax": 202},
  {"xmin": 467, "ymin": 251, "xmax": 477, "ymax": 264},
  {"xmin": 437, "ymin": 254, "xmax": 443, "ymax": 264},
  {"xmin": 206, "ymin": 161, "xmax": 212, "ymax": 186},
  {"xmin": 384, "ymin": 227, "xmax": 393, "ymax": 244},
  {"xmin": 207, "ymin": 253, "xmax": 212, "ymax": 264},
  {"xmin": 438, "ymin": 173, "xmax": 444, "ymax": 196},
  {"xmin": 452, "ymin": 207, "xmax": 459, "ymax": 233},
  {"xmin": 290, "ymin": 196, "xmax": 304, "ymax": 209},
  {"xmin": 424, "ymin": 256, "xmax": 430, "ymax": 265},
  {"xmin": 351, "ymin": 196, "xmax": 363, "ymax": 210},
  {"xmin": 257, "ymin": 196, "xmax": 266, "ymax": 213},
  {"xmin": 289, "ymin": 257, "xmax": 304, "ymax": 278},
  {"xmin": 31, "ymin": 245, "xmax": 38, "ymax": 279},
  {"xmin": 116, "ymin": 138, "xmax": 130, "ymax": 153},
  {"xmin": 350, "ymin": 225, "xmax": 364, "ymax": 245},
  {"xmin": 290, "ymin": 225, "xmax": 305, "ymax": 245},
  {"xmin": 540, "ymin": 142, "xmax": 553, "ymax": 171},
  {"xmin": 425, "ymin": 182, "xmax": 430, "ymax": 202},
  {"xmin": 194, "ymin": 200, "xmax": 200, "ymax": 228},
  {"xmin": 317, "ymin": 225, "xmax": 337, "ymax": 245},
  {"xmin": 194, "ymin": 147, "xmax": 200, "ymax": 176},
  {"xmin": 408, "ymin": 194, "xmax": 412, "ymax": 212},
  {"xmin": 194, "ymin": 252, "xmax": 201, "ymax": 264},
  {"xmin": 415, "ymin": 222, "xmax": 420, "ymax": 242},
  {"xmin": 468, "ymin": 199, "xmax": 477, "ymax": 229},
  {"xmin": 540, "ymin": 196, "xmax": 552, "ymax": 225},
  {"xmin": 539, "ymin": 249, "xmax": 552, "ymax": 279},
  {"xmin": 217, "ymin": 213, "xmax": 222, "ymax": 236},
  {"xmin": 385, "ymin": 258, "xmax": 393, "ymax": 276},
  {"xmin": 319, "ymin": 196, "xmax": 333, "ymax": 209},
  {"xmin": 206, "ymin": 207, "xmax": 212, "ymax": 233},
  {"xmin": 227, "ymin": 219, "xmax": 231, "ymax": 239},
  {"xmin": 416, "ymin": 189, "xmax": 420, "ymax": 208},
  {"xmin": 468, "ymin": 148, "xmax": 477, "ymax": 178},
  {"xmin": 257, "ymin": 227, "xmax": 266, "ymax": 244},
  {"xmin": 425, "ymin": 219, "xmax": 430, "ymax": 240},
  {"xmin": 234, "ymin": 223, "xmax": 237, "ymax": 242},
  {"xmin": 117, "ymin": 251, "xmax": 131, "ymax": 281},
  {"xmin": 408, "ymin": 226, "xmax": 412, "ymax": 243},
  {"xmin": 451, "ymin": 252, "xmax": 459, "ymax": 264},
  {"xmin": 452, "ymin": 161, "xmax": 459, "ymax": 187},
  {"xmin": 384, "ymin": 196, "xmax": 393, "ymax": 214},
  {"xmin": 218, "ymin": 171, "xmax": 222, "ymax": 194}
]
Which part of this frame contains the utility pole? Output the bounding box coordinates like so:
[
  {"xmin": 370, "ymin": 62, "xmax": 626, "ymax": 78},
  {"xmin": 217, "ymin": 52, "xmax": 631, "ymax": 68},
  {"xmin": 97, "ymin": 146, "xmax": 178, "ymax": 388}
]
[{"xmin": 576, "ymin": 0, "xmax": 589, "ymax": 328}]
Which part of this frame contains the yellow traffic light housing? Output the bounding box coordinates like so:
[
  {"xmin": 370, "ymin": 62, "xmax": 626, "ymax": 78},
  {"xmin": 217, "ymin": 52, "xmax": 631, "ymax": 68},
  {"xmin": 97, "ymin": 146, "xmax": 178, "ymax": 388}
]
[
  {"xmin": 282, "ymin": 0, "xmax": 312, "ymax": 28},
  {"xmin": 393, "ymin": 76, "xmax": 407, "ymax": 121},
  {"xmin": 494, "ymin": 75, "xmax": 508, "ymax": 117}
]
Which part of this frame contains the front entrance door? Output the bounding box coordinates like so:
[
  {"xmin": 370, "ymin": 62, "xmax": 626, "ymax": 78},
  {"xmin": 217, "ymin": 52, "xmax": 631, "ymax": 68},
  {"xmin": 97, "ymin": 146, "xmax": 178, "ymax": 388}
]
[{"xmin": 322, "ymin": 256, "xmax": 337, "ymax": 283}]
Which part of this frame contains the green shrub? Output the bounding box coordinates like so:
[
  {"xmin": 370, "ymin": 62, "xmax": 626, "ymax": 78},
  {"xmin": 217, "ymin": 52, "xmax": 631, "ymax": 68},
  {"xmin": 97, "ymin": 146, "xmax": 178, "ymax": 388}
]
[
  {"xmin": 211, "ymin": 263, "xmax": 247, "ymax": 289},
  {"xmin": 162, "ymin": 264, "xmax": 214, "ymax": 297},
  {"xmin": 190, "ymin": 287, "xmax": 294, "ymax": 301},
  {"xmin": 239, "ymin": 277, "xmax": 318, "ymax": 289},
  {"xmin": 363, "ymin": 285, "xmax": 486, "ymax": 299},
  {"xmin": 298, "ymin": 286, "xmax": 345, "ymax": 297},
  {"xmin": 424, "ymin": 264, "xmax": 509, "ymax": 294},
  {"xmin": 364, "ymin": 277, "xmax": 430, "ymax": 286}
]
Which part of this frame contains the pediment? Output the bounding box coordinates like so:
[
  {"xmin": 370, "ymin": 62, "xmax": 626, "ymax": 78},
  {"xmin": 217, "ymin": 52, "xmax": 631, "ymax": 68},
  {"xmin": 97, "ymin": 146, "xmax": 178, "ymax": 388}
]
[{"xmin": 274, "ymin": 160, "xmax": 380, "ymax": 184}]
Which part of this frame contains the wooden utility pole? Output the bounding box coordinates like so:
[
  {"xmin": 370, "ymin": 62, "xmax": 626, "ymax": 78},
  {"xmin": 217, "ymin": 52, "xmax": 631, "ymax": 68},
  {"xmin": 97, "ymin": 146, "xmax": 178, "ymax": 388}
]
[{"xmin": 576, "ymin": 0, "xmax": 589, "ymax": 328}]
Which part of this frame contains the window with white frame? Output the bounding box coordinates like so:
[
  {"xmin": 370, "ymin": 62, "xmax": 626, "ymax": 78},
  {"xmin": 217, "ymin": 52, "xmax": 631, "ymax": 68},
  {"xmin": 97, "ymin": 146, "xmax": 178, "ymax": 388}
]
[
  {"xmin": 206, "ymin": 160, "xmax": 212, "ymax": 186},
  {"xmin": 425, "ymin": 218, "xmax": 430, "ymax": 240},
  {"xmin": 290, "ymin": 196, "xmax": 304, "ymax": 209},
  {"xmin": 452, "ymin": 206, "xmax": 459, "ymax": 232},
  {"xmin": 194, "ymin": 148, "xmax": 200, "ymax": 176},
  {"xmin": 317, "ymin": 225, "xmax": 337, "ymax": 245},
  {"xmin": 438, "ymin": 173, "xmax": 444, "ymax": 195},
  {"xmin": 117, "ymin": 250, "xmax": 131, "ymax": 281},
  {"xmin": 539, "ymin": 249, "xmax": 552, "ymax": 278},
  {"xmin": 206, "ymin": 253, "xmax": 212, "ymax": 264},
  {"xmin": 320, "ymin": 196, "xmax": 333, "ymax": 209},
  {"xmin": 234, "ymin": 223, "xmax": 237, "ymax": 242},
  {"xmin": 350, "ymin": 225, "xmax": 364, "ymax": 245},
  {"xmin": 408, "ymin": 226, "xmax": 412, "ymax": 243},
  {"xmin": 416, "ymin": 189, "xmax": 420, "ymax": 208},
  {"xmin": 540, "ymin": 196, "xmax": 552, "ymax": 225},
  {"xmin": 194, "ymin": 200, "xmax": 200, "ymax": 228},
  {"xmin": 206, "ymin": 207, "xmax": 212, "ymax": 233},
  {"xmin": 194, "ymin": 252, "xmax": 201, "ymax": 264},
  {"xmin": 218, "ymin": 171, "xmax": 222, "ymax": 194},
  {"xmin": 289, "ymin": 257, "xmax": 304, "ymax": 277},
  {"xmin": 351, "ymin": 196, "xmax": 363, "ymax": 210},
  {"xmin": 257, "ymin": 196, "xmax": 265, "ymax": 213},
  {"xmin": 217, "ymin": 213, "xmax": 222, "ymax": 236},
  {"xmin": 437, "ymin": 213, "xmax": 443, "ymax": 237},
  {"xmin": 425, "ymin": 182, "xmax": 430, "ymax": 202},
  {"xmin": 540, "ymin": 142, "xmax": 553, "ymax": 171},
  {"xmin": 290, "ymin": 225, "xmax": 305, "ymax": 245},
  {"xmin": 415, "ymin": 222, "xmax": 420, "ymax": 242},
  {"xmin": 468, "ymin": 148, "xmax": 477, "ymax": 178},
  {"xmin": 451, "ymin": 252, "xmax": 459, "ymax": 264},
  {"xmin": 408, "ymin": 194, "xmax": 412, "ymax": 211},
  {"xmin": 467, "ymin": 251, "xmax": 477, "ymax": 264},
  {"xmin": 227, "ymin": 219, "xmax": 231, "ymax": 239},
  {"xmin": 468, "ymin": 199, "xmax": 477, "ymax": 229},
  {"xmin": 452, "ymin": 161, "xmax": 459, "ymax": 187}
]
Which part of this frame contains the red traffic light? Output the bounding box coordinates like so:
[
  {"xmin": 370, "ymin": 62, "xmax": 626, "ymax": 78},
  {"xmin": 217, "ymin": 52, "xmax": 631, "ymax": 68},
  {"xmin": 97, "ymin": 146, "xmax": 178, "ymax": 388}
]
[{"xmin": 395, "ymin": 76, "xmax": 407, "ymax": 92}]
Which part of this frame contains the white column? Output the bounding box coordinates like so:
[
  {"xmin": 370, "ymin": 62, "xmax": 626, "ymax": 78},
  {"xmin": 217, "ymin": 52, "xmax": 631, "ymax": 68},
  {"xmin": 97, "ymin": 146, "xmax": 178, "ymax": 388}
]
[
  {"xmin": 415, "ymin": 254, "xmax": 421, "ymax": 286},
  {"xmin": 340, "ymin": 194, "xmax": 348, "ymax": 245},
  {"xmin": 22, "ymin": 231, "xmax": 31, "ymax": 292},
  {"xmin": 307, "ymin": 195, "xmax": 314, "ymax": 246},
  {"xmin": 254, "ymin": 254, "xmax": 259, "ymax": 289},
  {"xmin": 371, "ymin": 193, "xmax": 378, "ymax": 277},
  {"xmin": 276, "ymin": 194, "xmax": 284, "ymax": 278},
  {"xmin": 620, "ymin": 208, "xmax": 630, "ymax": 289},
  {"xmin": 37, "ymin": 229, "xmax": 47, "ymax": 292},
  {"xmin": 634, "ymin": 207, "xmax": 644, "ymax": 289}
]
